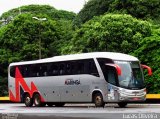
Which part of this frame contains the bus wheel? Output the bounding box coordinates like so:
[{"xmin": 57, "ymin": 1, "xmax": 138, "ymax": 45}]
[
  {"xmin": 24, "ymin": 94, "xmax": 33, "ymax": 107},
  {"xmin": 55, "ymin": 103, "xmax": 65, "ymax": 107},
  {"xmin": 33, "ymin": 94, "xmax": 45, "ymax": 107},
  {"xmin": 118, "ymin": 102, "xmax": 127, "ymax": 108},
  {"xmin": 93, "ymin": 93, "xmax": 105, "ymax": 107}
]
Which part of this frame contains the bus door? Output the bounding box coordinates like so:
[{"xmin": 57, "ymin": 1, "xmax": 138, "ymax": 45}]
[{"xmin": 105, "ymin": 65, "xmax": 119, "ymax": 102}]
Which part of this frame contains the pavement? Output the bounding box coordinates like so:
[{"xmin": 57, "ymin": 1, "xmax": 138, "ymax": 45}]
[{"xmin": 0, "ymin": 103, "xmax": 160, "ymax": 119}]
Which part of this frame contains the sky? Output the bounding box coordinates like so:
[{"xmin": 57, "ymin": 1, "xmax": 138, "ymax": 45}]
[{"xmin": 0, "ymin": 0, "xmax": 88, "ymax": 16}]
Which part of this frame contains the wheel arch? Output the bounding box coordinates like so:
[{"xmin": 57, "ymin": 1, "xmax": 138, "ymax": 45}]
[
  {"xmin": 92, "ymin": 89, "xmax": 104, "ymax": 102},
  {"xmin": 22, "ymin": 92, "xmax": 31, "ymax": 103},
  {"xmin": 32, "ymin": 91, "xmax": 45, "ymax": 102},
  {"xmin": 22, "ymin": 91, "xmax": 42, "ymax": 102}
]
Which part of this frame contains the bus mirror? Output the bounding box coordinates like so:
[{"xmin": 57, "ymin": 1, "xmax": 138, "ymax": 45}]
[
  {"xmin": 141, "ymin": 64, "xmax": 152, "ymax": 76},
  {"xmin": 105, "ymin": 64, "xmax": 122, "ymax": 76}
]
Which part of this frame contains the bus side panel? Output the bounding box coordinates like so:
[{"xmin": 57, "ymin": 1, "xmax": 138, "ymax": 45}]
[
  {"xmin": 34, "ymin": 76, "xmax": 61, "ymax": 102},
  {"xmin": 9, "ymin": 67, "xmax": 46, "ymax": 102},
  {"xmin": 8, "ymin": 76, "xmax": 17, "ymax": 102},
  {"xmin": 60, "ymin": 75, "xmax": 92, "ymax": 102}
]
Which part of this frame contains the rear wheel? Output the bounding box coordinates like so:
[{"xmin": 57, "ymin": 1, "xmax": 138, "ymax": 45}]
[
  {"xmin": 93, "ymin": 93, "xmax": 105, "ymax": 107},
  {"xmin": 33, "ymin": 94, "xmax": 45, "ymax": 107},
  {"xmin": 24, "ymin": 94, "xmax": 33, "ymax": 107},
  {"xmin": 118, "ymin": 102, "xmax": 127, "ymax": 108}
]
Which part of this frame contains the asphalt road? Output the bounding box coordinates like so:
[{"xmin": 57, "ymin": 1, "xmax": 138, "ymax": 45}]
[{"xmin": 0, "ymin": 103, "xmax": 160, "ymax": 119}]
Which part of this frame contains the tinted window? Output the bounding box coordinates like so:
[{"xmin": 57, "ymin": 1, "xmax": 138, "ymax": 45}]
[
  {"xmin": 107, "ymin": 67, "xmax": 117, "ymax": 85},
  {"xmin": 97, "ymin": 58, "xmax": 118, "ymax": 86},
  {"xmin": 10, "ymin": 66, "xmax": 15, "ymax": 77},
  {"xmin": 23, "ymin": 65, "xmax": 30, "ymax": 77},
  {"xmin": 66, "ymin": 63, "xmax": 72, "ymax": 75},
  {"xmin": 70, "ymin": 61, "xmax": 76, "ymax": 74},
  {"xmin": 59, "ymin": 63, "xmax": 65, "ymax": 75},
  {"xmin": 39, "ymin": 65, "xmax": 47, "ymax": 76},
  {"xmin": 77, "ymin": 61, "xmax": 85, "ymax": 74},
  {"xmin": 31, "ymin": 65, "xmax": 40, "ymax": 77},
  {"xmin": 10, "ymin": 58, "xmax": 99, "ymax": 78},
  {"xmin": 87, "ymin": 60, "xmax": 99, "ymax": 77},
  {"xmin": 48, "ymin": 64, "xmax": 58, "ymax": 76}
]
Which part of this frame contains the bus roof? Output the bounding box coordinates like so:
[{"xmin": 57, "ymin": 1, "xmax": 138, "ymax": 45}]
[{"xmin": 9, "ymin": 52, "xmax": 139, "ymax": 66}]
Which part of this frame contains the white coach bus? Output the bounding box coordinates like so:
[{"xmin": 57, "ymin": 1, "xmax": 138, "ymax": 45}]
[{"xmin": 8, "ymin": 52, "xmax": 152, "ymax": 107}]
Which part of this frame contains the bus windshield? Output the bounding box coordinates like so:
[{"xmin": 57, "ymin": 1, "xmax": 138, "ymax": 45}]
[{"xmin": 114, "ymin": 61, "xmax": 145, "ymax": 89}]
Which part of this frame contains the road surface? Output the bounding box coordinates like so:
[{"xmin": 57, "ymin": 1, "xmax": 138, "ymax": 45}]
[{"xmin": 0, "ymin": 103, "xmax": 159, "ymax": 119}]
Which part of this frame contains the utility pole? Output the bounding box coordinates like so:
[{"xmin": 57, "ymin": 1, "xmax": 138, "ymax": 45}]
[{"xmin": 32, "ymin": 17, "xmax": 47, "ymax": 59}]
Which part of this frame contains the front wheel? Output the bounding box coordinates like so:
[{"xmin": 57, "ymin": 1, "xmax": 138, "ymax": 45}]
[
  {"xmin": 33, "ymin": 94, "xmax": 45, "ymax": 107},
  {"xmin": 118, "ymin": 102, "xmax": 127, "ymax": 108},
  {"xmin": 93, "ymin": 93, "xmax": 105, "ymax": 107},
  {"xmin": 24, "ymin": 94, "xmax": 33, "ymax": 107}
]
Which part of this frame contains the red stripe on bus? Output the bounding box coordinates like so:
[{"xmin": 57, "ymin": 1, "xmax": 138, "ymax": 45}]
[{"xmin": 9, "ymin": 67, "xmax": 45, "ymax": 102}]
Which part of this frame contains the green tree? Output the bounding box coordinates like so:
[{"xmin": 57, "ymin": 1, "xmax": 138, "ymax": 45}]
[
  {"xmin": 74, "ymin": 0, "xmax": 114, "ymax": 26},
  {"xmin": 66, "ymin": 14, "xmax": 151, "ymax": 54},
  {"xmin": 74, "ymin": 0, "xmax": 160, "ymax": 26},
  {"xmin": 0, "ymin": 12, "xmax": 75, "ymax": 96},
  {"xmin": 132, "ymin": 28, "xmax": 160, "ymax": 93},
  {"xmin": 0, "ymin": 5, "xmax": 76, "ymax": 26},
  {"xmin": 0, "ymin": 13, "xmax": 60, "ymax": 60},
  {"xmin": 0, "ymin": 76, "xmax": 8, "ymax": 96},
  {"xmin": 110, "ymin": 0, "xmax": 160, "ymax": 20}
]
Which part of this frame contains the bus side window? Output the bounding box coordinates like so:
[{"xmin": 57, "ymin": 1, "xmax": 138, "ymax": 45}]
[
  {"xmin": 49, "ymin": 64, "xmax": 58, "ymax": 76},
  {"xmin": 97, "ymin": 58, "xmax": 116, "ymax": 83},
  {"xmin": 10, "ymin": 66, "xmax": 15, "ymax": 77},
  {"xmin": 77, "ymin": 61, "xmax": 84, "ymax": 74},
  {"xmin": 107, "ymin": 67, "xmax": 117, "ymax": 86},
  {"xmin": 59, "ymin": 63, "xmax": 65, "ymax": 75},
  {"xmin": 39, "ymin": 65, "xmax": 47, "ymax": 76},
  {"xmin": 87, "ymin": 59, "xmax": 99, "ymax": 77},
  {"xmin": 31, "ymin": 65, "xmax": 40, "ymax": 77},
  {"xmin": 66, "ymin": 62, "xmax": 71, "ymax": 75},
  {"xmin": 70, "ymin": 61, "xmax": 76, "ymax": 75},
  {"xmin": 23, "ymin": 65, "xmax": 29, "ymax": 78},
  {"xmin": 17, "ymin": 65, "xmax": 25, "ymax": 78}
]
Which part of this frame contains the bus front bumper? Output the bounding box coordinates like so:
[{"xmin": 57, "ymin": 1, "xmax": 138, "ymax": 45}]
[{"xmin": 118, "ymin": 88, "xmax": 146, "ymax": 102}]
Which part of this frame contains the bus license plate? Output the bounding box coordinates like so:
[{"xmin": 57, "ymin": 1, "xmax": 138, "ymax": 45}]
[{"xmin": 132, "ymin": 97, "xmax": 140, "ymax": 100}]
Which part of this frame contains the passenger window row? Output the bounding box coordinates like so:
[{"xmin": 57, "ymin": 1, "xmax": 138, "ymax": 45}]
[{"xmin": 10, "ymin": 59, "xmax": 99, "ymax": 78}]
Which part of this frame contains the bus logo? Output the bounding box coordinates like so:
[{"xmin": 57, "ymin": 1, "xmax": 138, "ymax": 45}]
[{"xmin": 65, "ymin": 79, "xmax": 80, "ymax": 85}]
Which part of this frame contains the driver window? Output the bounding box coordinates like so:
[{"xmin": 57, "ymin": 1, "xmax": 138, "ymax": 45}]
[
  {"xmin": 97, "ymin": 58, "xmax": 118, "ymax": 86},
  {"xmin": 107, "ymin": 67, "xmax": 117, "ymax": 86}
]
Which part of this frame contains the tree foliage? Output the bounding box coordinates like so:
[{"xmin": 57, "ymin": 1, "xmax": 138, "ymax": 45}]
[
  {"xmin": 132, "ymin": 28, "xmax": 160, "ymax": 93},
  {"xmin": 1, "ymin": 5, "xmax": 76, "ymax": 20},
  {"xmin": 0, "ymin": 2, "xmax": 160, "ymax": 96},
  {"xmin": 110, "ymin": 0, "xmax": 160, "ymax": 20},
  {"xmin": 0, "ymin": 7, "xmax": 75, "ymax": 96},
  {"xmin": 74, "ymin": 0, "xmax": 114, "ymax": 26},
  {"xmin": 0, "ymin": 14, "xmax": 59, "ymax": 60},
  {"xmin": 0, "ymin": 5, "xmax": 76, "ymax": 26},
  {"xmin": 74, "ymin": 0, "xmax": 160, "ymax": 26},
  {"xmin": 67, "ymin": 14, "xmax": 151, "ymax": 54}
]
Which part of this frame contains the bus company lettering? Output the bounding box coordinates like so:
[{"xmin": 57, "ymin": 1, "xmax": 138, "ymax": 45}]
[{"xmin": 65, "ymin": 79, "xmax": 80, "ymax": 85}]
